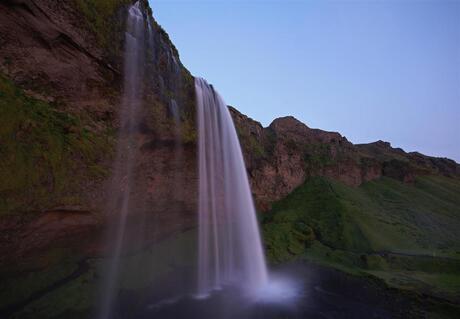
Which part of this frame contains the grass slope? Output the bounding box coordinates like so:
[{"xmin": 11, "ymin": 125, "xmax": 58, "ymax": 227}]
[{"xmin": 262, "ymin": 175, "xmax": 460, "ymax": 305}]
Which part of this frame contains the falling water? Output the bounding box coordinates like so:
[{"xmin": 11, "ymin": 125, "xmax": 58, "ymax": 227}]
[
  {"xmin": 98, "ymin": 2, "xmax": 145, "ymax": 318},
  {"xmin": 195, "ymin": 78, "xmax": 268, "ymax": 298}
]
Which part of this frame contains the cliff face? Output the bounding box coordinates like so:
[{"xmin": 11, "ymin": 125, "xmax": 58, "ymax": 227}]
[
  {"xmin": 1, "ymin": 0, "xmax": 459, "ymax": 271},
  {"xmin": 232, "ymin": 110, "xmax": 460, "ymax": 210},
  {"xmin": 0, "ymin": 0, "xmax": 198, "ymax": 265}
]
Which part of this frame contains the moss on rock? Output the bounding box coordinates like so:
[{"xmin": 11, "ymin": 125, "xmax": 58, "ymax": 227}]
[
  {"xmin": 0, "ymin": 74, "xmax": 111, "ymax": 215},
  {"xmin": 73, "ymin": 0, "xmax": 132, "ymax": 50}
]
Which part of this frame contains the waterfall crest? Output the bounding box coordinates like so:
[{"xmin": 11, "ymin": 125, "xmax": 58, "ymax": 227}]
[{"xmin": 195, "ymin": 78, "xmax": 268, "ymax": 297}]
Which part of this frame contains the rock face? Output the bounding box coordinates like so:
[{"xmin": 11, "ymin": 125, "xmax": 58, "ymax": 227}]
[
  {"xmin": 0, "ymin": 0, "xmax": 107, "ymax": 107},
  {"xmin": 0, "ymin": 0, "xmax": 197, "ymax": 264},
  {"xmin": 0, "ymin": 0, "xmax": 459, "ymax": 269},
  {"xmin": 231, "ymin": 110, "xmax": 460, "ymax": 210}
]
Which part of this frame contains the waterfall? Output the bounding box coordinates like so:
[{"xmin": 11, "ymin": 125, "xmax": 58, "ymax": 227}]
[
  {"xmin": 195, "ymin": 78, "xmax": 268, "ymax": 298},
  {"xmin": 98, "ymin": 2, "xmax": 146, "ymax": 318}
]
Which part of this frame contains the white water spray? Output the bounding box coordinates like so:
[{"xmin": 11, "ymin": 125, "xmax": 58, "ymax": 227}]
[
  {"xmin": 98, "ymin": 3, "xmax": 146, "ymax": 318},
  {"xmin": 195, "ymin": 78, "xmax": 268, "ymax": 298}
]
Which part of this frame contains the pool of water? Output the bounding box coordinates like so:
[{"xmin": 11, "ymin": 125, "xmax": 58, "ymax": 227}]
[{"xmin": 113, "ymin": 262, "xmax": 410, "ymax": 319}]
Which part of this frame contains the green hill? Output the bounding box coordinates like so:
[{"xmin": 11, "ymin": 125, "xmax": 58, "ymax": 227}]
[{"xmin": 263, "ymin": 175, "xmax": 460, "ymax": 307}]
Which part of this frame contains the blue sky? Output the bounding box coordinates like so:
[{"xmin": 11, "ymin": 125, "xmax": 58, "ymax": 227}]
[{"xmin": 149, "ymin": 0, "xmax": 460, "ymax": 162}]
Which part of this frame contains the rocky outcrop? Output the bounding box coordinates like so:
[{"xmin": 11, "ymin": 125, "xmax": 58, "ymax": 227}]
[
  {"xmin": 232, "ymin": 112, "xmax": 460, "ymax": 210},
  {"xmin": 232, "ymin": 113, "xmax": 356, "ymax": 208}
]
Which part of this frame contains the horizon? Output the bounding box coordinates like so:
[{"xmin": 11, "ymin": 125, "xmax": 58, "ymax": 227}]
[{"xmin": 150, "ymin": 0, "xmax": 460, "ymax": 163}]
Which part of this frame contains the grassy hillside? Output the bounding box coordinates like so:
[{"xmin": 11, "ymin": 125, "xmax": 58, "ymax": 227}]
[{"xmin": 262, "ymin": 175, "xmax": 460, "ymax": 305}]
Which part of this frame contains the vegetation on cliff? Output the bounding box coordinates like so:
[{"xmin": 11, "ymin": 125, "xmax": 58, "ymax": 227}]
[
  {"xmin": 0, "ymin": 74, "xmax": 111, "ymax": 215},
  {"xmin": 74, "ymin": 0, "xmax": 131, "ymax": 44}
]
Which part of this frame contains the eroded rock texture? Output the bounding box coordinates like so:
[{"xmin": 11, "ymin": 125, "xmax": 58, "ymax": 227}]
[
  {"xmin": 232, "ymin": 110, "xmax": 459, "ymax": 210},
  {"xmin": 0, "ymin": 0, "xmax": 197, "ymax": 263}
]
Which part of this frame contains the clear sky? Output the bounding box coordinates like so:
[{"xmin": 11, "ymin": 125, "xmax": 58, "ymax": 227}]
[{"xmin": 149, "ymin": 0, "xmax": 460, "ymax": 162}]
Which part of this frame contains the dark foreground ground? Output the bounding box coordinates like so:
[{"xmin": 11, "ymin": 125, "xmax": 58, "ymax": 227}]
[
  {"xmin": 110, "ymin": 262, "xmax": 454, "ymax": 319},
  {"xmin": 1, "ymin": 259, "xmax": 458, "ymax": 318},
  {"xmin": 1, "ymin": 237, "xmax": 458, "ymax": 319}
]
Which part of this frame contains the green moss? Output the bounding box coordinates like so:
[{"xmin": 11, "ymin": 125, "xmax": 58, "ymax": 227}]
[
  {"xmin": 249, "ymin": 135, "xmax": 266, "ymax": 158},
  {"xmin": 73, "ymin": 0, "xmax": 132, "ymax": 50},
  {"xmin": 234, "ymin": 125, "xmax": 266, "ymax": 161},
  {"xmin": 181, "ymin": 120, "xmax": 197, "ymax": 144},
  {"xmin": 0, "ymin": 74, "xmax": 111, "ymax": 215},
  {"xmin": 304, "ymin": 143, "xmax": 337, "ymax": 168}
]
